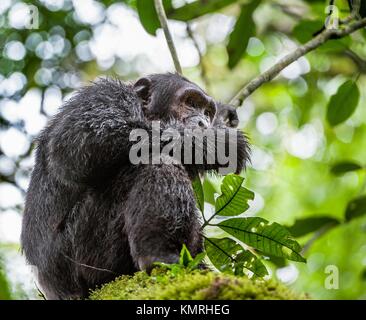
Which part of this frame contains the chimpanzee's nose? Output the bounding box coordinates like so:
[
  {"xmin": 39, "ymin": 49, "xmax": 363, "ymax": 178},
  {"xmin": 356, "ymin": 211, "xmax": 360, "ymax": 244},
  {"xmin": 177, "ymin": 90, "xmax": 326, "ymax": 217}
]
[
  {"xmin": 186, "ymin": 115, "xmax": 210, "ymax": 129},
  {"xmin": 198, "ymin": 118, "xmax": 210, "ymax": 129},
  {"xmin": 198, "ymin": 120, "xmax": 206, "ymax": 128}
]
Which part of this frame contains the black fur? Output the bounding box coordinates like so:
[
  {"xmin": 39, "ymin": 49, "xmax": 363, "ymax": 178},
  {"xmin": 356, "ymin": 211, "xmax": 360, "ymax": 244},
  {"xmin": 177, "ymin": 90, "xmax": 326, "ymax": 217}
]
[{"xmin": 21, "ymin": 73, "xmax": 250, "ymax": 299}]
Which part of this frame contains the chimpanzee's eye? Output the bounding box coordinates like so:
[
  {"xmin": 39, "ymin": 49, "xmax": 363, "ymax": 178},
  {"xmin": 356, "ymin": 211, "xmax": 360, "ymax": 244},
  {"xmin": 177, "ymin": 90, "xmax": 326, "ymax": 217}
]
[{"xmin": 186, "ymin": 97, "xmax": 196, "ymax": 108}]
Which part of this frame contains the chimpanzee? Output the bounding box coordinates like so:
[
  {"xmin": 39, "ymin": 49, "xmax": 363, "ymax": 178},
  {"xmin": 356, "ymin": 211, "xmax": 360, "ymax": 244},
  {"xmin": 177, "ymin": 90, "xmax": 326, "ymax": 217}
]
[{"xmin": 21, "ymin": 73, "xmax": 250, "ymax": 299}]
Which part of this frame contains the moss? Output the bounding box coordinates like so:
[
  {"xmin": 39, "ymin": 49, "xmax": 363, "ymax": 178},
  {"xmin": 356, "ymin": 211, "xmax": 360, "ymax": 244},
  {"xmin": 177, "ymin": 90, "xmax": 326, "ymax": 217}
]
[{"xmin": 90, "ymin": 268, "xmax": 304, "ymax": 300}]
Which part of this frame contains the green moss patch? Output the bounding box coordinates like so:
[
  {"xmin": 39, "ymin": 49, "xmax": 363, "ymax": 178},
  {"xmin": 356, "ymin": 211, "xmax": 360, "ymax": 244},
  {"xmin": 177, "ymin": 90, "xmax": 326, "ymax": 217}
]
[{"xmin": 90, "ymin": 268, "xmax": 303, "ymax": 300}]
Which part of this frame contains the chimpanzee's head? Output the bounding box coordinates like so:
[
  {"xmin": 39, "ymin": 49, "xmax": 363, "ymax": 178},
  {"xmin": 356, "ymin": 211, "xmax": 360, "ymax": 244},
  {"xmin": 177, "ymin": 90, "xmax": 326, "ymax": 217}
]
[{"xmin": 133, "ymin": 73, "xmax": 218, "ymax": 128}]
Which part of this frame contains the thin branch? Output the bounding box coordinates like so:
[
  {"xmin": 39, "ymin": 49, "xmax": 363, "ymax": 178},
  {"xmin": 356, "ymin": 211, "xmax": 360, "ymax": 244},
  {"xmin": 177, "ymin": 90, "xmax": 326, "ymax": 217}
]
[
  {"xmin": 313, "ymin": 0, "xmax": 335, "ymax": 37},
  {"xmin": 40, "ymin": 89, "xmax": 47, "ymax": 117},
  {"xmin": 186, "ymin": 23, "xmax": 210, "ymax": 90},
  {"xmin": 229, "ymin": 17, "xmax": 366, "ymax": 107},
  {"xmin": 202, "ymin": 214, "xmax": 218, "ymax": 229},
  {"xmin": 272, "ymin": 3, "xmax": 305, "ymax": 20},
  {"xmin": 301, "ymin": 224, "xmax": 335, "ymax": 254},
  {"xmin": 343, "ymin": 49, "xmax": 366, "ymax": 73},
  {"xmin": 154, "ymin": 0, "xmax": 183, "ymax": 74},
  {"xmin": 0, "ymin": 173, "xmax": 14, "ymax": 185}
]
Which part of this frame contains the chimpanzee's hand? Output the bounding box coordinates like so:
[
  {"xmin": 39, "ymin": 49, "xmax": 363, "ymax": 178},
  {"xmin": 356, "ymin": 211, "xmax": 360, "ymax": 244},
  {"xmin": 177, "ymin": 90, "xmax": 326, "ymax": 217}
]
[
  {"xmin": 213, "ymin": 103, "xmax": 239, "ymax": 128},
  {"xmin": 137, "ymin": 254, "xmax": 180, "ymax": 274}
]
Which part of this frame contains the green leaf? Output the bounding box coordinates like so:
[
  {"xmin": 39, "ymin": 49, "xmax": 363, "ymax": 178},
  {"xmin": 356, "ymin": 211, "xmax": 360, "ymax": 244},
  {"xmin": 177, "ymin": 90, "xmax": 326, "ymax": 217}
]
[
  {"xmin": 157, "ymin": 249, "xmax": 204, "ymax": 271},
  {"xmin": 153, "ymin": 262, "xmax": 187, "ymax": 276},
  {"xmin": 327, "ymin": 80, "xmax": 360, "ymax": 127},
  {"xmin": 218, "ymin": 217, "xmax": 306, "ymax": 262},
  {"xmin": 234, "ymin": 250, "xmax": 268, "ymax": 278},
  {"xmin": 287, "ymin": 216, "xmax": 340, "ymax": 238},
  {"xmin": 168, "ymin": 0, "xmax": 237, "ymax": 21},
  {"xmin": 215, "ymin": 175, "xmax": 254, "ymax": 216},
  {"xmin": 202, "ymin": 177, "xmax": 217, "ymax": 205},
  {"xmin": 293, "ymin": 19, "xmax": 324, "ymax": 44},
  {"xmin": 205, "ymin": 237, "xmax": 235, "ymax": 273},
  {"xmin": 292, "ymin": 20, "xmax": 350, "ymax": 52},
  {"xmin": 205, "ymin": 237, "xmax": 268, "ymax": 277},
  {"xmin": 227, "ymin": 1, "xmax": 260, "ymax": 69},
  {"xmin": 330, "ymin": 161, "xmax": 363, "ymax": 176},
  {"xmin": 361, "ymin": 268, "xmax": 366, "ymax": 281},
  {"xmin": 136, "ymin": 0, "xmax": 172, "ymax": 35},
  {"xmin": 192, "ymin": 176, "xmax": 204, "ymax": 213},
  {"xmin": 188, "ymin": 252, "xmax": 206, "ymax": 270},
  {"xmin": 345, "ymin": 196, "xmax": 366, "ymax": 222},
  {"xmin": 179, "ymin": 244, "xmax": 193, "ymax": 266},
  {"xmin": 319, "ymin": 38, "xmax": 350, "ymax": 53},
  {"xmin": 0, "ymin": 259, "xmax": 11, "ymax": 300},
  {"xmin": 136, "ymin": 0, "xmax": 159, "ymax": 35},
  {"xmin": 265, "ymin": 255, "xmax": 287, "ymax": 268}
]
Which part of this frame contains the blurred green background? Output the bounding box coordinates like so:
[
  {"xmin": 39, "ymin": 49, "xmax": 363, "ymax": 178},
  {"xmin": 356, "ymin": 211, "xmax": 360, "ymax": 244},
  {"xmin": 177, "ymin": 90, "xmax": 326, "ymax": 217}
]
[{"xmin": 0, "ymin": 0, "xmax": 365, "ymax": 300}]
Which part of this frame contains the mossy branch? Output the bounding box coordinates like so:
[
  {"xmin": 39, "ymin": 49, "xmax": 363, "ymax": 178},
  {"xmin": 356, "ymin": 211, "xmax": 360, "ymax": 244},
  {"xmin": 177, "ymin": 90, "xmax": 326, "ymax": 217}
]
[{"xmin": 90, "ymin": 268, "xmax": 305, "ymax": 300}]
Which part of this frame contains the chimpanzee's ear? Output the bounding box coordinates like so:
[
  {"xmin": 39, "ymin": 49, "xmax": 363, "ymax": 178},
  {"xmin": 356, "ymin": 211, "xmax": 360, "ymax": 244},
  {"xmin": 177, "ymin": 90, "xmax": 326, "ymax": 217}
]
[{"xmin": 134, "ymin": 77, "xmax": 151, "ymax": 103}]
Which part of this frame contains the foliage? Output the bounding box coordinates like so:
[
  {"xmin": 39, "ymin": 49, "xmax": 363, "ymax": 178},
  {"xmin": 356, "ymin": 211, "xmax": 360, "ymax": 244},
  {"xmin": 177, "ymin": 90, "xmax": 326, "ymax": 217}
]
[
  {"xmin": 90, "ymin": 267, "xmax": 304, "ymax": 300},
  {"xmin": 153, "ymin": 244, "xmax": 206, "ymax": 275},
  {"xmin": 204, "ymin": 237, "xmax": 268, "ymax": 277},
  {"xmin": 0, "ymin": 257, "xmax": 12, "ymax": 300},
  {"xmin": 226, "ymin": 1, "xmax": 260, "ymax": 69},
  {"xmin": 192, "ymin": 174, "xmax": 305, "ymax": 278},
  {"xmin": 287, "ymin": 216, "xmax": 340, "ymax": 237},
  {"xmin": 330, "ymin": 161, "xmax": 363, "ymax": 176},
  {"xmin": 326, "ymin": 80, "xmax": 360, "ymax": 127}
]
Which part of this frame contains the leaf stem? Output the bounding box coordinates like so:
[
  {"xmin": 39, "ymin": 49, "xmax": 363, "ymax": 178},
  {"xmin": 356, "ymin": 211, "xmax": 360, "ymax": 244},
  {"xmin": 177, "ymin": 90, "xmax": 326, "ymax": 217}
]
[{"xmin": 202, "ymin": 216, "xmax": 217, "ymax": 229}]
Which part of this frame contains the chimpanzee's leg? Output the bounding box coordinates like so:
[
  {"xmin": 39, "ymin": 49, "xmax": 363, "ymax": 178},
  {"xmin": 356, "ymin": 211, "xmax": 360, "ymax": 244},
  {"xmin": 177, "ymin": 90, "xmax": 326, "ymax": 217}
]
[{"xmin": 123, "ymin": 161, "xmax": 203, "ymax": 271}]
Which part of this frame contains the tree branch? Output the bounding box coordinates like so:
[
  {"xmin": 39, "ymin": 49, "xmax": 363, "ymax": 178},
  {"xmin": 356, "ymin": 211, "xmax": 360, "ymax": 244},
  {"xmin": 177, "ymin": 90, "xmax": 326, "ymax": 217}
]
[
  {"xmin": 272, "ymin": 2, "xmax": 306, "ymax": 20},
  {"xmin": 154, "ymin": 0, "xmax": 183, "ymax": 74},
  {"xmin": 343, "ymin": 49, "xmax": 366, "ymax": 73},
  {"xmin": 301, "ymin": 224, "xmax": 335, "ymax": 254},
  {"xmin": 229, "ymin": 17, "xmax": 366, "ymax": 107}
]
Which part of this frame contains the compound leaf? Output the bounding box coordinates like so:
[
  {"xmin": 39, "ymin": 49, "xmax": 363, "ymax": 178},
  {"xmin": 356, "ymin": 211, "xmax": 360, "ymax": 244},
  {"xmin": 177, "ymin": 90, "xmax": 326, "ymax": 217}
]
[{"xmin": 218, "ymin": 217, "xmax": 306, "ymax": 262}]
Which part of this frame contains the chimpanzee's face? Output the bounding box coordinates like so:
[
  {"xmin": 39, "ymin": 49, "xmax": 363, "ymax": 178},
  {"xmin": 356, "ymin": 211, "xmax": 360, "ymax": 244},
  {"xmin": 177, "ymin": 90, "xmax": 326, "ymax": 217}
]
[{"xmin": 134, "ymin": 73, "xmax": 216, "ymax": 128}]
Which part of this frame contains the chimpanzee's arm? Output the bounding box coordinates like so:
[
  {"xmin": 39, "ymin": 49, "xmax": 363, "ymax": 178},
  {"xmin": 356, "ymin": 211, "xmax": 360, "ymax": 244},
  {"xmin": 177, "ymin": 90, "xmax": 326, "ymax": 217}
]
[{"xmin": 43, "ymin": 78, "xmax": 149, "ymax": 185}]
